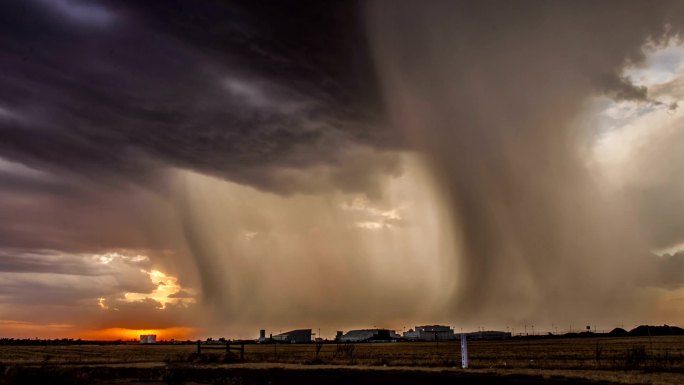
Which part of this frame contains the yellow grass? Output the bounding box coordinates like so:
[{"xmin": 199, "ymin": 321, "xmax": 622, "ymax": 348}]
[{"xmin": 2, "ymin": 336, "xmax": 684, "ymax": 383}]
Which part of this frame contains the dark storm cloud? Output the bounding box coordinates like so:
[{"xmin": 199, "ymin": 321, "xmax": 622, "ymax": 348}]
[
  {"xmin": 598, "ymin": 74, "xmax": 649, "ymax": 101},
  {"xmin": 0, "ymin": 0, "xmax": 389, "ymax": 195},
  {"xmin": 596, "ymin": 73, "xmax": 678, "ymax": 110}
]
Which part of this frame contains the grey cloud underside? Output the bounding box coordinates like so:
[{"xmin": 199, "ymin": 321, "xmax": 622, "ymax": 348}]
[
  {"xmin": 0, "ymin": 250, "xmax": 156, "ymax": 306},
  {"xmin": 0, "ymin": 250, "xmax": 110, "ymax": 275},
  {"xmin": 0, "ymin": 0, "xmax": 389, "ymax": 195}
]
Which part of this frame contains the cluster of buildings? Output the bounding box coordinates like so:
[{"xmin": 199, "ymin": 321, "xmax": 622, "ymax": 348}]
[
  {"xmin": 256, "ymin": 325, "xmax": 511, "ymax": 344},
  {"xmin": 138, "ymin": 326, "xmax": 511, "ymax": 344}
]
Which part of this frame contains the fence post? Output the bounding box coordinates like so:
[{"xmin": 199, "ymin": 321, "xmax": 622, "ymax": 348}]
[
  {"xmin": 240, "ymin": 343, "xmax": 245, "ymax": 360},
  {"xmin": 197, "ymin": 340, "xmax": 201, "ymax": 355},
  {"xmin": 460, "ymin": 334, "xmax": 468, "ymax": 369},
  {"xmin": 226, "ymin": 341, "xmax": 229, "ymax": 354}
]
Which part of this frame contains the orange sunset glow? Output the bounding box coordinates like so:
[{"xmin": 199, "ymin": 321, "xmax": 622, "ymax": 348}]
[
  {"xmin": 82, "ymin": 327, "xmax": 197, "ymax": 341},
  {"xmin": 0, "ymin": 321, "xmax": 196, "ymax": 341}
]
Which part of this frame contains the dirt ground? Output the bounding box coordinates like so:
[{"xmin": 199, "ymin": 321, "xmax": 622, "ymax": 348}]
[{"xmin": 0, "ymin": 364, "xmax": 657, "ymax": 385}]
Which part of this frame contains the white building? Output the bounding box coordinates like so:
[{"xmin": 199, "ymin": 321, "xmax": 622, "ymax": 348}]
[
  {"xmin": 403, "ymin": 325, "xmax": 455, "ymax": 341},
  {"xmin": 139, "ymin": 334, "xmax": 157, "ymax": 344},
  {"xmin": 339, "ymin": 329, "xmax": 397, "ymax": 342},
  {"xmin": 271, "ymin": 329, "xmax": 312, "ymax": 343}
]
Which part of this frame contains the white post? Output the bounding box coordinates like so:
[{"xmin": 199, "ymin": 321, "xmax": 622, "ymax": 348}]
[{"xmin": 460, "ymin": 333, "xmax": 468, "ymax": 368}]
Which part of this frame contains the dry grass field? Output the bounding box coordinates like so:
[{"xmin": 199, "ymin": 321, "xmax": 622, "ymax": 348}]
[
  {"xmin": 2, "ymin": 336, "xmax": 684, "ymax": 369},
  {"xmin": 2, "ymin": 337, "xmax": 684, "ymax": 384},
  {"xmin": 246, "ymin": 336, "xmax": 684, "ymax": 370}
]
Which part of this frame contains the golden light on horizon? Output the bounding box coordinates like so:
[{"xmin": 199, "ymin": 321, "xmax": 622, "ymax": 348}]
[{"xmin": 82, "ymin": 327, "xmax": 196, "ymax": 341}]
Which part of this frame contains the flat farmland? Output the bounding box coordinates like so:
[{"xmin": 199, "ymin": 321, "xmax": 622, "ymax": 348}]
[
  {"xmin": 3, "ymin": 337, "xmax": 684, "ymax": 384},
  {"xmin": 249, "ymin": 336, "xmax": 684, "ymax": 369},
  {"xmin": 2, "ymin": 336, "xmax": 684, "ymax": 369}
]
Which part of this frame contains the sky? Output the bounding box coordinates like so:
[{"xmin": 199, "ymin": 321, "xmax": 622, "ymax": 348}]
[{"xmin": 2, "ymin": 0, "xmax": 684, "ymax": 340}]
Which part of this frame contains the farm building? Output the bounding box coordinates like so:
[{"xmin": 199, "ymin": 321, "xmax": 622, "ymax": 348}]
[
  {"xmin": 339, "ymin": 329, "xmax": 398, "ymax": 342},
  {"xmin": 271, "ymin": 329, "xmax": 311, "ymax": 343},
  {"xmin": 139, "ymin": 334, "xmax": 156, "ymax": 344},
  {"xmin": 403, "ymin": 325, "xmax": 455, "ymax": 341}
]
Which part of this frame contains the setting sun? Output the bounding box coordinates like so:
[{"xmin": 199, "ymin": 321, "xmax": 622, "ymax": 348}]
[{"xmin": 82, "ymin": 327, "xmax": 196, "ymax": 341}]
